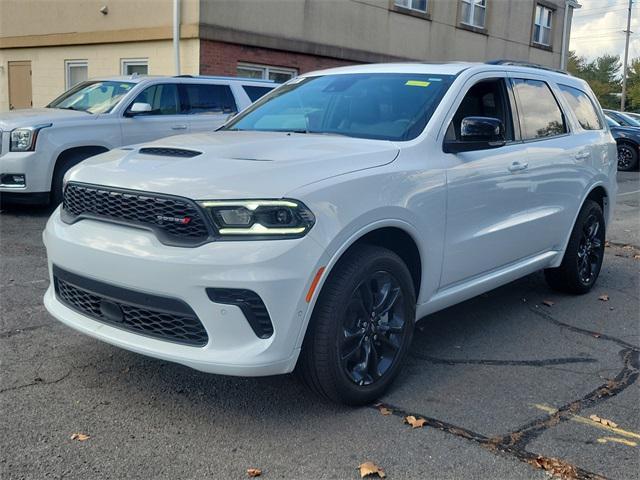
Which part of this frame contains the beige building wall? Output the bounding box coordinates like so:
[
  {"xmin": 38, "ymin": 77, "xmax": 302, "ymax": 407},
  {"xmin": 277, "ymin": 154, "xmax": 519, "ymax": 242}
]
[
  {"xmin": 0, "ymin": 39, "xmax": 200, "ymax": 112},
  {"xmin": 198, "ymin": 0, "xmax": 565, "ymax": 66}
]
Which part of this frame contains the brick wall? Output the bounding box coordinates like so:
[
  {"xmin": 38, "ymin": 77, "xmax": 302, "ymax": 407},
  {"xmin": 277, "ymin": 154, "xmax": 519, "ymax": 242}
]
[{"xmin": 199, "ymin": 39, "xmax": 355, "ymax": 76}]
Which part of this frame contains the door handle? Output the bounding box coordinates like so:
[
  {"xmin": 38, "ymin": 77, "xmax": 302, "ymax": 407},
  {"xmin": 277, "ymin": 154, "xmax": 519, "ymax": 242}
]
[
  {"xmin": 574, "ymin": 151, "xmax": 590, "ymax": 161},
  {"xmin": 171, "ymin": 124, "xmax": 187, "ymax": 130},
  {"xmin": 508, "ymin": 161, "xmax": 528, "ymax": 172}
]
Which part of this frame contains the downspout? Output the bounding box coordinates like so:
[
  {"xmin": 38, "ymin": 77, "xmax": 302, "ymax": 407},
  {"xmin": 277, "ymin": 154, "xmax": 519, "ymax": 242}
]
[
  {"xmin": 173, "ymin": 0, "xmax": 181, "ymax": 75},
  {"xmin": 560, "ymin": 0, "xmax": 581, "ymax": 71}
]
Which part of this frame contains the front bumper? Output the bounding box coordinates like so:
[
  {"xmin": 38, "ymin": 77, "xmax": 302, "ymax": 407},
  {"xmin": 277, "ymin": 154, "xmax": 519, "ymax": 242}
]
[
  {"xmin": 0, "ymin": 149, "xmax": 52, "ymax": 194},
  {"xmin": 43, "ymin": 208, "xmax": 329, "ymax": 376}
]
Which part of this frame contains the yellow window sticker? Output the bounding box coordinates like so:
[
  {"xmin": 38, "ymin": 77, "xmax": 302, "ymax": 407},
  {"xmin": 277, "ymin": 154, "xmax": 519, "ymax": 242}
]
[{"xmin": 405, "ymin": 80, "xmax": 431, "ymax": 87}]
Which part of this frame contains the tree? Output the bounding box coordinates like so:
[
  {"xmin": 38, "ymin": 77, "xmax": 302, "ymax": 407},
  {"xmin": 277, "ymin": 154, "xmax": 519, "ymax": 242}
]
[
  {"xmin": 625, "ymin": 58, "xmax": 640, "ymax": 112},
  {"xmin": 566, "ymin": 51, "xmax": 622, "ymax": 109}
]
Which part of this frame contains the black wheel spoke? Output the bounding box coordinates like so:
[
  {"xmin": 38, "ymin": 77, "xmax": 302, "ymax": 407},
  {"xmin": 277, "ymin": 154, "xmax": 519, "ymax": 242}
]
[{"xmin": 338, "ymin": 269, "xmax": 407, "ymax": 386}]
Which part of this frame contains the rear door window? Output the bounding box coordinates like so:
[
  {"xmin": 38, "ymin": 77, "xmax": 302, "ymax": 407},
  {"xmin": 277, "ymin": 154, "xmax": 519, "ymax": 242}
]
[
  {"xmin": 242, "ymin": 85, "xmax": 275, "ymax": 102},
  {"xmin": 511, "ymin": 79, "xmax": 567, "ymax": 140},
  {"xmin": 180, "ymin": 84, "xmax": 237, "ymax": 114},
  {"xmin": 558, "ymin": 84, "xmax": 603, "ymax": 130}
]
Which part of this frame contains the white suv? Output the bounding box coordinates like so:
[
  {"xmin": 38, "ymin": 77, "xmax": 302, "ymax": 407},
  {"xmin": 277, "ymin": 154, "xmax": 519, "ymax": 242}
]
[
  {"xmin": 43, "ymin": 62, "xmax": 617, "ymax": 404},
  {"xmin": 0, "ymin": 75, "xmax": 276, "ymax": 205}
]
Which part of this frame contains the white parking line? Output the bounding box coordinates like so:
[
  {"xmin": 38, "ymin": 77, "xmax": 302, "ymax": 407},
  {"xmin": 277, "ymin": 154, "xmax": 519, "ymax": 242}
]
[{"xmin": 617, "ymin": 189, "xmax": 640, "ymax": 197}]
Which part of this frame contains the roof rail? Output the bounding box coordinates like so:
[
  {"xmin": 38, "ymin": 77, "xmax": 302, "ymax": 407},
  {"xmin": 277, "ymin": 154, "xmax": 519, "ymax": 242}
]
[
  {"xmin": 485, "ymin": 59, "xmax": 570, "ymax": 76},
  {"xmin": 172, "ymin": 74, "xmax": 276, "ymax": 83}
]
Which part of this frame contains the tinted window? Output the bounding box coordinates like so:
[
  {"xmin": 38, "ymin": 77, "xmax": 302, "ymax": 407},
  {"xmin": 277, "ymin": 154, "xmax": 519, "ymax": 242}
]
[
  {"xmin": 243, "ymin": 85, "xmax": 275, "ymax": 102},
  {"xmin": 181, "ymin": 84, "xmax": 237, "ymax": 114},
  {"xmin": 558, "ymin": 85, "xmax": 602, "ymax": 130},
  {"xmin": 130, "ymin": 84, "xmax": 179, "ymax": 115},
  {"xmin": 511, "ymin": 79, "xmax": 566, "ymax": 139},
  {"xmin": 447, "ymin": 78, "xmax": 514, "ymax": 141},
  {"xmin": 224, "ymin": 73, "xmax": 455, "ymax": 141}
]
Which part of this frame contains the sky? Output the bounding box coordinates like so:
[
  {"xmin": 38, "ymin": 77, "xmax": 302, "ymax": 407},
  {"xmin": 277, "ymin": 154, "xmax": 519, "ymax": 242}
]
[{"xmin": 570, "ymin": 0, "xmax": 639, "ymax": 62}]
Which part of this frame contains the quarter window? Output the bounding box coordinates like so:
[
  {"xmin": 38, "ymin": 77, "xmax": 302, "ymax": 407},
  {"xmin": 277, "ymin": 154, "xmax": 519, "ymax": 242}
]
[
  {"xmin": 129, "ymin": 84, "xmax": 179, "ymax": 115},
  {"xmin": 511, "ymin": 79, "xmax": 566, "ymax": 139},
  {"xmin": 460, "ymin": 0, "xmax": 486, "ymax": 28},
  {"xmin": 181, "ymin": 84, "xmax": 237, "ymax": 114},
  {"xmin": 65, "ymin": 60, "xmax": 88, "ymax": 89},
  {"xmin": 395, "ymin": 0, "xmax": 428, "ymax": 12},
  {"xmin": 242, "ymin": 85, "xmax": 275, "ymax": 102},
  {"xmin": 558, "ymin": 84, "xmax": 602, "ymax": 130},
  {"xmin": 237, "ymin": 63, "xmax": 297, "ymax": 84},
  {"xmin": 533, "ymin": 4, "xmax": 553, "ymax": 46}
]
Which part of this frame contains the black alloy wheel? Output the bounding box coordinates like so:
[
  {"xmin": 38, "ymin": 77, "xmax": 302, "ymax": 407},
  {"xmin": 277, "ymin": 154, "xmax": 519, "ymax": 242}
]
[
  {"xmin": 297, "ymin": 245, "xmax": 415, "ymax": 405},
  {"xmin": 340, "ymin": 271, "xmax": 408, "ymax": 386}
]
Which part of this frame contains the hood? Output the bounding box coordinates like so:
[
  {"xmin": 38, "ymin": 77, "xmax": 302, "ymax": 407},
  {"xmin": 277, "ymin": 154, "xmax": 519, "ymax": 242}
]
[
  {"xmin": 67, "ymin": 131, "xmax": 400, "ymax": 199},
  {"xmin": 0, "ymin": 107, "xmax": 92, "ymax": 130}
]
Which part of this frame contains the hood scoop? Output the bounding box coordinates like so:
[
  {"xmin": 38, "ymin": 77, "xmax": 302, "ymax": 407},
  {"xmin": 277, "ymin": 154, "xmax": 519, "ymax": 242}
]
[{"xmin": 138, "ymin": 147, "xmax": 202, "ymax": 158}]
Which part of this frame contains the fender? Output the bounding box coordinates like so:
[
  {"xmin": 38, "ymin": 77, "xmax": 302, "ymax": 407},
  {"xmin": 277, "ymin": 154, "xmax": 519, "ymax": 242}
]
[
  {"xmin": 549, "ymin": 179, "xmax": 613, "ymax": 269},
  {"xmin": 293, "ymin": 217, "xmax": 426, "ymax": 352}
]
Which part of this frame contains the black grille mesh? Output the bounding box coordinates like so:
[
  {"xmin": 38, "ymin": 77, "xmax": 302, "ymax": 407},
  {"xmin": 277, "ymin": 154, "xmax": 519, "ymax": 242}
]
[
  {"xmin": 62, "ymin": 183, "xmax": 210, "ymax": 245},
  {"xmin": 139, "ymin": 147, "xmax": 201, "ymax": 158},
  {"xmin": 55, "ymin": 275, "xmax": 208, "ymax": 346}
]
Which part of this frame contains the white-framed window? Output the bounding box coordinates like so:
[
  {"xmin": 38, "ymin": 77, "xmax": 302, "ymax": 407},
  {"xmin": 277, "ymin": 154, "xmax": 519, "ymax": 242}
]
[
  {"xmin": 394, "ymin": 0, "xmax": 428, "ymax": 12},
  {"xmin": 65, "ymin": 60, "xmax": 88, "ymax": 89},
  {"xmin": 533, "ymin": 4, "xmax": 553, "ymax": 46},
  {"xmin": 237, "ymin": 63, "xmax": 297, "ymax": 84},
  {"xmin": 460, "ymin": 0, "xmax": 486, "ymax": 28},
  {"xmin": 121, "ymin": 58, "xmax": 149, "ymax": 76}
]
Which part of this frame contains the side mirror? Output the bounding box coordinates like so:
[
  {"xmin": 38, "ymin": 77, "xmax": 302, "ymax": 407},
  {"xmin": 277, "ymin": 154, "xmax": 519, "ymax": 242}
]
[
  {"xmin": 125, "ymin": 102, "xmax": 152, "ymax": 117},
  {"xmin": 444, "ymin": 116, "xmax": 506, "ymax": 154}
]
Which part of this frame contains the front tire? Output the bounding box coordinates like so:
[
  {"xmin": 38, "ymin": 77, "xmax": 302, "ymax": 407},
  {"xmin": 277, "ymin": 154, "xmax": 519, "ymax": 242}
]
[
  {"xmin": 297, "ymin": 245, "xmax": 415, "ymax": 405},
  {"xmin": 544, "ymin": 200, "xmax": 605, "ymax": 294}
]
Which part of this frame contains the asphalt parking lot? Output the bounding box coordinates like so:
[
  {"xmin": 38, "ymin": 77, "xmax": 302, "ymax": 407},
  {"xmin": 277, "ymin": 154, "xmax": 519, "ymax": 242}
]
[{"xmin": 1, "ymin": 172, "xmax": 638, "ymax": 480}]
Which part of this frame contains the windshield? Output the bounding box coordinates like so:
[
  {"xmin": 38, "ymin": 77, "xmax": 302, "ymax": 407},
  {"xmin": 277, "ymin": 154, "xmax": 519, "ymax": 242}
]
[
  {"xmin": 47, "ymin": 81, "xmax": 135, "ymax": 114},
  {"xmin": 223, "ymin": 73, "xmax": 455, "ymax": 141}
]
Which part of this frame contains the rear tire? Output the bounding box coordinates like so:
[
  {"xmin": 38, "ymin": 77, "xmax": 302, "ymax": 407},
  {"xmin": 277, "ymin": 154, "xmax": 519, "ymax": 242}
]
[
  {"xmin": 617, "ymin": 142, "xmax": 638, "ymax": 171},
  {"xmin": 544, "ymin": 200, "xmax": 605, "ymax": 294},
  {"xmin": 297, "ymin": 245, "xmax": 415, "ymax": 405}
]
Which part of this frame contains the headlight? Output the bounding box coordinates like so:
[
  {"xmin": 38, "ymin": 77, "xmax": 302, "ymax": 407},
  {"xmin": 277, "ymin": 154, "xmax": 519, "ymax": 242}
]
[
  {"xmin": 198, "ymin": 199, "xmax": 315, "ymax": 238},
  {"xmin": 10, "ymin": 124, "xmax": 52, "ymax": 152}
]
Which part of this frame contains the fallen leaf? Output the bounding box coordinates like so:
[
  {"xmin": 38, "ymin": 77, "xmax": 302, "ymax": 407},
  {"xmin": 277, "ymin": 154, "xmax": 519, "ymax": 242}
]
[
  {"xmin": 634, "ymin": 254, "xmax": 640, "ymax": 260},
  {"xmin": 593, "ymin": 333, "xmax": 601, "ymax": 338},
  {"xmin": 542, "ymin": 299, "xmax": 555, "ymax": 307},
  {"xmin": 70, "ymin": 433, "xmax": 90, "ymax": 441},
  {"xmin": 589, "ymin": 414, "xmax": 618, "ymax": 428},
  {"xmin": 598, "ymin": 294, "xmax": 609, "ymax": 302},
  {"xmin": 605, "ymin": 241, "xmax": 610, "ymax": 247},
  {"xmin": 404, "ymin": 415, "xmax": 427, "ymax": 429},
  {"xmin": 377, "ymin": 405, "xmax": 392, "ymax": 416},
  {"xmin": 358, "ymin": 461, "xmax": 386, "ymax": 478},
  {"xmin": 529, "ymin": 455, "xmax": 577, "ymax": 479},
  {"xmin": 247, "ymin": 468, "xmax": 262, "ymax": 477},
  {"xmin": 623, "ymin": 244, "xmax": 632, "ymax": 250}
]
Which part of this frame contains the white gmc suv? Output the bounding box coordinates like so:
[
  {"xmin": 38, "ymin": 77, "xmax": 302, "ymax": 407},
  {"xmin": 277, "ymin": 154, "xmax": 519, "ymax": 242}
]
[
  {"xmin": 0, "ymin": 75, "xmax": 276, "ymax": 205},
  {"xmin": 43, "ymin": 62, "xmax": 617, "ymax": 405}
]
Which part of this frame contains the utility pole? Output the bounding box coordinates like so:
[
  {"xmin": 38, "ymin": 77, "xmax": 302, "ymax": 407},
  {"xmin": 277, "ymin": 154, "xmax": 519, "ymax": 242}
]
[
  {"xmin": 173, "ymin": 0, "xmax": 181, "ymax": 76},
  {"xmin": 621, "ymin": 0, "xmax": 633, "ymax": 111}
]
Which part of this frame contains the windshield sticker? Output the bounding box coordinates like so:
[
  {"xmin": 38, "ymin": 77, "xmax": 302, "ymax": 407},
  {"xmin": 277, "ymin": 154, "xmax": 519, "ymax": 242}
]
[{"xmin": 405, "ymin": 80, "xmax": 431, "ymax": 87}]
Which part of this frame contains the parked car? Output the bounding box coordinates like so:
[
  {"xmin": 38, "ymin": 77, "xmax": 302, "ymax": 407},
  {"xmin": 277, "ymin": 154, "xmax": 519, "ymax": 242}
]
[
  {"xmin": 603, "ymin": 109, "xmax": 640, "ymax": 128},
  {"xmin": 43, "ymin": 62, "xmax": 617, "ymax": 405},
  {"xmin": 0, "ymin": 75, "xmax": 277, "ymax": 205},
  {"xmin": 605, "ymin": 117, "xmax": 640, "ymax": 171},
  {"xmin": 624, "ymin": 111, "xmax": 640, "ymax": 123}
]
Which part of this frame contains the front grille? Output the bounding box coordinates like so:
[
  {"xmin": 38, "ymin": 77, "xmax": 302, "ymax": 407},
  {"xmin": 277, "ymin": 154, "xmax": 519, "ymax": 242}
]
[
  {"xmin": 139, "ymin": 147, "xmax": 201, "ymax": 158},
  {"xmin": 53, "ymin": 266, "xmax": 208, "ymax": 347},
  {"xmin": 206, "ymin": 288, "xmax": 273, "ymax": 339},
  {"xmin": 62, "ymin": 183, "xmax": 211, "ymax": 246}
]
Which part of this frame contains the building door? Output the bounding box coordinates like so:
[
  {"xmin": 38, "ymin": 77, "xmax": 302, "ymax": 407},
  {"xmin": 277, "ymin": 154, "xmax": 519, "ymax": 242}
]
[{"xmin": 8, "ymin": 61, "xmax": 32, "ymax": 110}]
